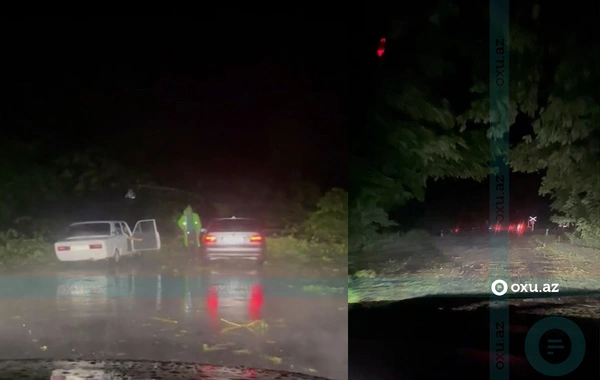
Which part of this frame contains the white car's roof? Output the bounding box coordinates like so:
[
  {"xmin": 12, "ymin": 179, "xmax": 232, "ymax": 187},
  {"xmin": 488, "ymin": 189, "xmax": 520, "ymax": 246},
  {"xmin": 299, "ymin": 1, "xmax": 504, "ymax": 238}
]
[
  {"xmin": 214, "ymin": 217, "xmax": 256, "ymax": 220},
  {"xmin": 69, "ymin": 221, "xmax": 122, "ymax": 226}
]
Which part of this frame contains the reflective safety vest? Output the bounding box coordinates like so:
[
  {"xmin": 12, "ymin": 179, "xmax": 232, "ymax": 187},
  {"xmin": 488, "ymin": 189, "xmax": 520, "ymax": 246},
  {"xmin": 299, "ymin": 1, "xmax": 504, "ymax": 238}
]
[{"xmin": 177, "ymin": 213, "xmax": 202, "ymax": 246}]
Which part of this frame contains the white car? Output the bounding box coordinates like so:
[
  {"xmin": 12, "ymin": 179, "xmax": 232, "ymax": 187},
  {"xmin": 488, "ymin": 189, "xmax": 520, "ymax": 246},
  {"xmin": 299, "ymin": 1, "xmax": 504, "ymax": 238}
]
[{"xmin": 54, "ymin": 219, "xmax": 161, "ymax": 263}]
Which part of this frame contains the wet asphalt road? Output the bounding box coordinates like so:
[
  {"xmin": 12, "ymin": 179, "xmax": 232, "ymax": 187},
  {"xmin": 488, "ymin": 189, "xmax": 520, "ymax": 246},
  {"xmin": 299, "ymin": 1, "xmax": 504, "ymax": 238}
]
[{"xmin": 0, "ymin": 258, "xmax": 347, "ymax": 379}]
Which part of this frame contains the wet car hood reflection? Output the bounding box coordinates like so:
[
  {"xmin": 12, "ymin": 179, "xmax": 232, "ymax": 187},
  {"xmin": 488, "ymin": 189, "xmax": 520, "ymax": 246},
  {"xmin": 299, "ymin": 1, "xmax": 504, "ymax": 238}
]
[{"xmin": 0, "ymin": 359, "xmax": 332, "ymax": 379}]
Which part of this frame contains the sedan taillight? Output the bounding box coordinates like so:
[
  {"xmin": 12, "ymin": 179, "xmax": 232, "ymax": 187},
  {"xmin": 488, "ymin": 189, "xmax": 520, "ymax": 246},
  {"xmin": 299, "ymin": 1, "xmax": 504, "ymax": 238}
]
[{"xmin": 57, "ymin": 246, "xmax": 70, "ymax": 251}]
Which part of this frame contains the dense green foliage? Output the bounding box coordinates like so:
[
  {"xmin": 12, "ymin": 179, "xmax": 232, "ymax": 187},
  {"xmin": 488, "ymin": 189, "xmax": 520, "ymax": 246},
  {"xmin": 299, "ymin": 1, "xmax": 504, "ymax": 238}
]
[
  {"xmin": 301, "ymin": 188, "xmax": 348, "ymax": 244},
  {"xmin": 267, "ymin": 188, "xmax": 347, "ymax": 263},
  {"xmin": 0, "ymin": 141, "xmax": 347, "ymax": 267},
  {"xmin": 351, "ymin": 2, "xmax": 491, "ymax": 250},
  {"xmin": 463, "ymin": 4, "xmax": 600, "ymax": 247}
]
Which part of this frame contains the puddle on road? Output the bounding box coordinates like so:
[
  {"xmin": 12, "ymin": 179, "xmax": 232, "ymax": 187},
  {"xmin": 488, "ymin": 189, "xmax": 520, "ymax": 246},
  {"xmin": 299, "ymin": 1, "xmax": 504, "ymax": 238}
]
[{"xmin": 0, "ymin": 262, "xmax": 347, "ymax": 379}]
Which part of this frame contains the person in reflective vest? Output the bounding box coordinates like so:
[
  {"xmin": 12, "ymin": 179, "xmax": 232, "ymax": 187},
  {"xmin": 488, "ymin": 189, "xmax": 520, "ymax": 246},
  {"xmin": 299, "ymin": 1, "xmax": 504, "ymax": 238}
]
[{"xmin": 177, "ymin": 205, "xmax": 202, "ymax": 249}]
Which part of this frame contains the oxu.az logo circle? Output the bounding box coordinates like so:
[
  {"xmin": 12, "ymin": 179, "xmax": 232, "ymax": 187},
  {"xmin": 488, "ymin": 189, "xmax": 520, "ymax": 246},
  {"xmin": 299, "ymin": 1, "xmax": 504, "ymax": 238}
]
[{"xmin": 525, "ymin": 317, "xmax": 586, "ymax": 376}]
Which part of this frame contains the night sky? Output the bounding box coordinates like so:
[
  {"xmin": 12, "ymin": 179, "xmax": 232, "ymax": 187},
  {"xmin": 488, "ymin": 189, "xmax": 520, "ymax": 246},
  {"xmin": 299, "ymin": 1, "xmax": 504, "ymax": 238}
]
[{"xmin": 4, "ymin": 17, "xmax": 347, "ymax": 191}]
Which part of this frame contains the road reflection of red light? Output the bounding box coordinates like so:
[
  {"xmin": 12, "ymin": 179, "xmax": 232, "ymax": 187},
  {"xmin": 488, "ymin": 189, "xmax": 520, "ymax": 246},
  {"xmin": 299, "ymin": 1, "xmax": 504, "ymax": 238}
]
[
  {"xmin": 201, "ymin": 365, "xmax": 214, "ymax": 376},
  {"xmin": 248, "ymin": 284, "xmax": 263, "ymax": 320},
  {"xmin": 244, "ymin": 369, "xmax": 258, "ymax": 377},
  {"xmin": 207, "ymin": 285, "xmax": 218, "ymax": 308},
  {"xmin": 205, "ymin": 283, "xmax": 264, "ymax": 333},
  {"xmin": 206, "ymin": 285, "xmax": 220, "ymax": 333}
]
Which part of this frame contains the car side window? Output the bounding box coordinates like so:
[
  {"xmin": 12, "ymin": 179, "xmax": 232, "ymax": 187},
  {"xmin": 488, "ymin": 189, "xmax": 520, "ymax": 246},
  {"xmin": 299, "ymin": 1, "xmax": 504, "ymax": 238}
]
[
  {"xmin": 120, "ymin": 223, "xmax": 128, "ymax": 235},
  {"xmin": 114, "ymin": 223, "xmax": 123, "ymax": 235}
]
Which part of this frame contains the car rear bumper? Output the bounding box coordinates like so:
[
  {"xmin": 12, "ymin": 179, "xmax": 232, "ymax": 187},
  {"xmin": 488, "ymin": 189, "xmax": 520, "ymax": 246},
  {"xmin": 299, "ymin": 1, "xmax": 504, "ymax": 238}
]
[
  {"xmin": 203, "ymin": 245, "xmax": 264, "ymax": 260},
  {"xmin": 55, "ymin": 250, "xmax": 109, "ymax": 262}
]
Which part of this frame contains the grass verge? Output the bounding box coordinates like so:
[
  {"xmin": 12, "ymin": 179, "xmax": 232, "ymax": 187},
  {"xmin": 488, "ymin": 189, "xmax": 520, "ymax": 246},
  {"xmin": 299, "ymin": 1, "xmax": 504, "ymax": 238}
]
[
  {"xmin": 266, "ymin": 236, "xmax": 346, "ymax": 264},
  {"xmin": 0, "ymin": 233, "xmax": 347, "ymax": 276},
  {"xmin": 0, "ymin": 230, "xmax": 55, "ymax": 270}
]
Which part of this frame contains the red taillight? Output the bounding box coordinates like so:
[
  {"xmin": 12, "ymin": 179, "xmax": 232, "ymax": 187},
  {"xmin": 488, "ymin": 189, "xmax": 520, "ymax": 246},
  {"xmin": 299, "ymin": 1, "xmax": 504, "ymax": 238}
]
[
  {"xmin": 57, "ymin": 246, "xmax": 70, "ymax": 251},
  {"xmin": 89, "ymin": 244, "xmax": 102, "ymax": 249},
  {"xmin": 454, "ymin": 228, "xmax": 459, "ymax": 233},
  {"xmin": 249, "ymin": 235, "xmax": 263, "ymax": 243},
  {"xmin": 204, "ymin": 235, "xmax": 217, "ymax": 243}
]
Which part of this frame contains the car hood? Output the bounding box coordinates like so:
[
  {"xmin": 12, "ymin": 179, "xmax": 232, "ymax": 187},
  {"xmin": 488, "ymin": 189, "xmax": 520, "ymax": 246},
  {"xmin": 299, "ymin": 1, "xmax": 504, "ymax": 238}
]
[
  {"xmin": 351, "ymin": 290, "xmax": 600, "ymax": 317},
  {"xmin": 0, "ymin": 359, "xmax": 331, "ymax": 380}
]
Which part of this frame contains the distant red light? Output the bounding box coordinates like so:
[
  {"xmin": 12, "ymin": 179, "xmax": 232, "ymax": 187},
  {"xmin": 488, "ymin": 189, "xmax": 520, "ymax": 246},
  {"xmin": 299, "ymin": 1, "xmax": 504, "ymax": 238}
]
[
  {"xmin": 377, "ymin": 38, "xmax": 386, "ymax": 57},
  {"xmin": 516, "ymin": 223, "xmax": 524, "ymax": 235}
]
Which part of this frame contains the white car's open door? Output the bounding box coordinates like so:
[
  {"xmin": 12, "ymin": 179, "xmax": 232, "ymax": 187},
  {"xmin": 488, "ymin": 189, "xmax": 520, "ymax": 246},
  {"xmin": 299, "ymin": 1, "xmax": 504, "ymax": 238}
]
[{"xmin": 132, "ymin": 219, "xmax": 161, "ymax": 251}]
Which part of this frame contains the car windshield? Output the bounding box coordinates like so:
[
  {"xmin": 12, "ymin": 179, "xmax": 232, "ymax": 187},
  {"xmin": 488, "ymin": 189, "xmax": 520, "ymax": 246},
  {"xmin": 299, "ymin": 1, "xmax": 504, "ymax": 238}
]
[
  {"xmin": 209, "ymin": 219, "xmax": 261, "ymax": 232},
  {"xmin": 67, "ymin": 223, "xmax": 112, "ymax": 237}
]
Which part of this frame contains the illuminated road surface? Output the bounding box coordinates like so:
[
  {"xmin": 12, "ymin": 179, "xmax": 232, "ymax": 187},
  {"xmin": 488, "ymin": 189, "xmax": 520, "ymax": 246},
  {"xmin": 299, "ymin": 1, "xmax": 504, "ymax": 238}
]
[{"xmin": 0, "ymin": 261, "xmax": 347, "ymax": 380}]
